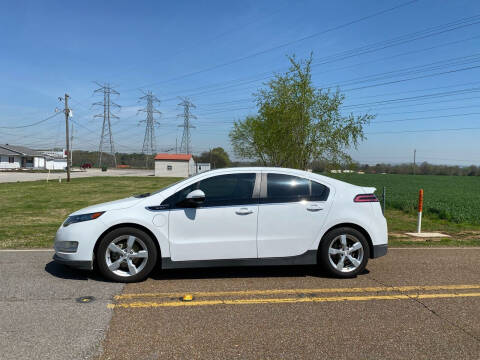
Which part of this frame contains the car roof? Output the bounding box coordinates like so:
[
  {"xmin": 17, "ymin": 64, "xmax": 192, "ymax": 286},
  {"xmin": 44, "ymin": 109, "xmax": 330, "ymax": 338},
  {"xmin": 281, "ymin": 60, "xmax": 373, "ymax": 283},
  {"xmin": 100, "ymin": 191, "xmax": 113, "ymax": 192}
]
[{"xmin": 197, "ymin": 167, "xmax": 356, "ymax": 190}]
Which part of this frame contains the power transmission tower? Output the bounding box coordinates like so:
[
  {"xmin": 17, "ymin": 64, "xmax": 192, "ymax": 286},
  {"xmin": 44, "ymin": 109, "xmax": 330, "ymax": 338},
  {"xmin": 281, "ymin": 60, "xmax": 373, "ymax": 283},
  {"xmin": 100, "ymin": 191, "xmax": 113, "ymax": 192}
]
[
  {"xmin": 138, "ymin": 91, "xmax": 161, "ymax": 168},
  {"xmin": 177, "ymin": 97, "xmax": 196, "ymax": 154},
  {"xmin": 92, "ymin": 83, "xmax": 120, "ymax": 168}
]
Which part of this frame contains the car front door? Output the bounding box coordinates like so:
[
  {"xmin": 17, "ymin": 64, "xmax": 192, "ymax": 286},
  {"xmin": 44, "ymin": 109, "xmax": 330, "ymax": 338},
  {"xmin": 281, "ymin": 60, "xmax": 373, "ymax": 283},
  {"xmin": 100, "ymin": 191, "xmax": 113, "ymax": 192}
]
[
  {"xmin": 165, "ymin": 172, "xmax": 259, "ymax": 261},
  {"xmin": 257, "ymin": 172, "xmax": 332, "ymax": 258}
]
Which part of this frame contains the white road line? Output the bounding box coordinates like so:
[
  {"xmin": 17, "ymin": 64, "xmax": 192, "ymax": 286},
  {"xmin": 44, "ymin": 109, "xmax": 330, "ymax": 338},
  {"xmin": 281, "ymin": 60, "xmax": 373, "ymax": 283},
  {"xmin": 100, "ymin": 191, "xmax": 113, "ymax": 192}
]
[
  {"xmin": 0, "ymin": 247, "xmax": 478, "ymax": 253},
  {"xmin": 389, "ymin": 247, "xmax": 480, "ymax": 250},
  {"xmin": 0, "ymin": 249, "xmax": 54, "ymax": 252}
]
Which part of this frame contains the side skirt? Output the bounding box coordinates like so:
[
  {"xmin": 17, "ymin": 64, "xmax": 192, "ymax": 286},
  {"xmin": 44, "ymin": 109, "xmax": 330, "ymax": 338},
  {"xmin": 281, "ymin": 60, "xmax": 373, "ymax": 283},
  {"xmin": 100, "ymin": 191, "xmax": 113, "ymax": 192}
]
[{"xmin": 161, "ymin": 250, "xmax": 318, "ymax": 269}]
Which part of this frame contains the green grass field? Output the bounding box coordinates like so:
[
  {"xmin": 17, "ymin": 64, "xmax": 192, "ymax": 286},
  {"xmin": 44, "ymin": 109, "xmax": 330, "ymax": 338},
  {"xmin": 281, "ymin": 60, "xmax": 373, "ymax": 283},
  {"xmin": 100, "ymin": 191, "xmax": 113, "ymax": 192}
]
[{"xmin": 1, "ymin": 174, "xmax": 479, "ymax": 249}]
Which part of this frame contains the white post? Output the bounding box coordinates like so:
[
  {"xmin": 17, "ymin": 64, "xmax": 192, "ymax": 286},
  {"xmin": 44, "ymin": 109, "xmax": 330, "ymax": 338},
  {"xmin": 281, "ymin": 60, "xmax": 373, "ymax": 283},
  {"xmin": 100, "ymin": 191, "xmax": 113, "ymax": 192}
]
[
  {"xmin": 417, "ymin": 189, "xmax": 424, "ymax": 233},
  {"xmin": 417, "ymin": 211, "xmax": 422, "ymax": 233}
]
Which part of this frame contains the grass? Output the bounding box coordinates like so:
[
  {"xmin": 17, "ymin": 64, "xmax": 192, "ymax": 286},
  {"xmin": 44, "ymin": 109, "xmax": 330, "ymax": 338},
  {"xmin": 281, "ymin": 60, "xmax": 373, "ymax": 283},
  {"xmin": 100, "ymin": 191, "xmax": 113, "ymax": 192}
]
[
  {"xmin": 1, "ymin": 175, "xmax": 479, "ymax": 249},
  {"xmin": 0, "ymin": 177, "xmax": 180, "ymax": 248}
]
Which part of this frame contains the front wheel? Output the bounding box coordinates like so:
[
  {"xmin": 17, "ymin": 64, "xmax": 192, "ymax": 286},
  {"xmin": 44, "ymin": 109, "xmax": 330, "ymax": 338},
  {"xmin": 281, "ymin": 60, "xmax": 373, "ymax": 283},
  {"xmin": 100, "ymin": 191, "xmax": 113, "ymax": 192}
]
[
  {"xmin": 319, "ymin": 227, "xmax": 369, "ymax": 278},
  {"xmin": 97, "ymin": 227, "xmax": 158, "ymax": 283}
]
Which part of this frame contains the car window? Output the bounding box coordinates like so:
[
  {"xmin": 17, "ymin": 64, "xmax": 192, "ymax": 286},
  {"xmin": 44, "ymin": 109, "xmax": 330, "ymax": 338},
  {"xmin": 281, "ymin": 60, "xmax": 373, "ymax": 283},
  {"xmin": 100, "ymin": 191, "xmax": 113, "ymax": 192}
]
[
  {"xmin": 310, "ymin": 180, "xmax": 330, "ymax": 201},
  {"xmin": 162, "ymin": 173, "xmax": 257, "ymax": 208},
  {"xmin": 263, "ymin": 173, "xmax": 329, "ymax": 203}
]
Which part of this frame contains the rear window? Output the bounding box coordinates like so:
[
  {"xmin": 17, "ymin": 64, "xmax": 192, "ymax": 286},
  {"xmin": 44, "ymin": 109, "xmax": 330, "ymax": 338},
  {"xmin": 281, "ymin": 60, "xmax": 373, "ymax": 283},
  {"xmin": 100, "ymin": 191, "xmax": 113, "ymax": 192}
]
[{"xmin": 263, "ymin": 174, "xmax": 329, "ymax": 203}]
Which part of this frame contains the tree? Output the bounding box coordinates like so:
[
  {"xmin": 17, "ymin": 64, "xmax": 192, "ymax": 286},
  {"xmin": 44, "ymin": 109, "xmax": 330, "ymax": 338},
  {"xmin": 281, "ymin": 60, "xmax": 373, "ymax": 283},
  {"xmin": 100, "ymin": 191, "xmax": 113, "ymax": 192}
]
[
  {"xmin": 229, "ymin": 55, "xmax": 374, "ymax": 169},
  {"xmin": 194, "ymin": 147, "xmax": 231, "ymax": 168}
]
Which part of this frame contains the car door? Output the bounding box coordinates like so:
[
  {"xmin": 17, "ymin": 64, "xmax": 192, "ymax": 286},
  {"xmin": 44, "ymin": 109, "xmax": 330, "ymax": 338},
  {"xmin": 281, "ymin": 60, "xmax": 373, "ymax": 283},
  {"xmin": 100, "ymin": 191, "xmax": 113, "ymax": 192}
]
[
  {"xmin": 257, "ymin": 172, "xmax": 332, "ymax": 258},
  {"xmin": 165, "ymin": 172, "xmax": 259, "ymax": 261}
]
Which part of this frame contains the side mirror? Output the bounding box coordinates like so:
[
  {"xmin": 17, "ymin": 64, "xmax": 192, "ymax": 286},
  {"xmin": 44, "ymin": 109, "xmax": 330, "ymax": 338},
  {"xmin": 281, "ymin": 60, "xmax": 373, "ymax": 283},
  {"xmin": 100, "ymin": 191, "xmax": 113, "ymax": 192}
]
[{"xmin": 185, "ymin": 189, "xmax": 206, "ymax": 206}]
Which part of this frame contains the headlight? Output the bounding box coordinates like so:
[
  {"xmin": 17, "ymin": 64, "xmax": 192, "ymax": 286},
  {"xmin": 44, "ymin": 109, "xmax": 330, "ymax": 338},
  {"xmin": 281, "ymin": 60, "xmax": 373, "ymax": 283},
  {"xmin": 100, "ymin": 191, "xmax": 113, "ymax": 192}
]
[{"xmin": 63, "ymin": 212, "xmax": 105, "ymax": 227}]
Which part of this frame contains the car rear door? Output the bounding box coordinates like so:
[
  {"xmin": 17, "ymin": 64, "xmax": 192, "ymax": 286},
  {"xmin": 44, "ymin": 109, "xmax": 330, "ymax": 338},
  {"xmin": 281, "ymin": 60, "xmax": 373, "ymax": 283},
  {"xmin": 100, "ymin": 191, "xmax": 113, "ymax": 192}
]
[
  {"xmin": 257, "ymin": 172, "xmax": 332, "ymax": 258},
  {"xmin": 166, "ymin": 172, "xmax": 260, "ymax": 261}
]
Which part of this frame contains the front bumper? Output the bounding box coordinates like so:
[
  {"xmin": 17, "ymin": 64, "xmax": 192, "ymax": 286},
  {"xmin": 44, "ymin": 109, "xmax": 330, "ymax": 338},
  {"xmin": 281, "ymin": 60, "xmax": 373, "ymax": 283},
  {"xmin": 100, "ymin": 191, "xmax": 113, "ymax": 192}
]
[
  {"xmin": 372, "ymin": 244, "xmax": 388, "ymax": 258},
  {"xmin": 53, "ymin": 254, "xmax": 93, "ymax": 270}
]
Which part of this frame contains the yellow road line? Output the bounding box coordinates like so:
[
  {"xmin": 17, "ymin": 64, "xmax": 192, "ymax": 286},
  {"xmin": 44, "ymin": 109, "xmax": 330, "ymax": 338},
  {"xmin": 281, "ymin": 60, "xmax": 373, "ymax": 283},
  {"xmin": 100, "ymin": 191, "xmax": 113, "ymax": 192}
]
[
  {"xmin": 108, "ymin": 292, "xmax": 480, "ymax": 309},
  {"xmin": 115, "ymin": 284, "xmax": 480, "ymax": 300}
]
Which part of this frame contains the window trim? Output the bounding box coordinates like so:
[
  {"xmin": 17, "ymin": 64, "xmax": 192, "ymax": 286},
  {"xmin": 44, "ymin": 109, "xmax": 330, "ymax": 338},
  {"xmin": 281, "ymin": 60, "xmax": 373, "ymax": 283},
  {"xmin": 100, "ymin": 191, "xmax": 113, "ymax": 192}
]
[{"xmin": 259, "ymin": 172, "xmax": 330, "ymax": 204}]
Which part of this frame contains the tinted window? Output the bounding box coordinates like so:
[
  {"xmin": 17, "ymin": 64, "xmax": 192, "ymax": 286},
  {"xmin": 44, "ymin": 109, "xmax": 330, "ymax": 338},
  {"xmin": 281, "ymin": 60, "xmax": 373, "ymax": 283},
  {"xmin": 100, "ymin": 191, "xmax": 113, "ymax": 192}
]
[
  {"xmin": 310, "ymin": 180, "xmax": 329, "ymax": 201},
  {"xmin": 263, "ymin": 174, "xmax": 329, "ymax": 203},
  {"xmin": 162, "ymin": 173, "xmax": 256, "ymax": 208}
]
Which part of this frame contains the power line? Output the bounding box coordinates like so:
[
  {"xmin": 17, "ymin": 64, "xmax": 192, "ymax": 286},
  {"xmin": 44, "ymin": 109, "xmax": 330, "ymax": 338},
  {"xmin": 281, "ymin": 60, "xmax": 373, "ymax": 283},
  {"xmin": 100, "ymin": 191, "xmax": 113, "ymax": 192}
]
[
  {"xmin": 367, "ymin": 126, "xmax": 480, "ymax": 135},
  {"xmin": 126, "ymin": 0, "xmax": 419, "ymax": 91},
  {"xmin": 0, "ymin": 112, "xmax": 61, "ymax": 129},
  {"xmin": 371, "ymin": 112, "xmax": 480, "ymax": 124},
  {"xmin": 151, "ymin": 14, "xmax": 480, "ymax": 102}
]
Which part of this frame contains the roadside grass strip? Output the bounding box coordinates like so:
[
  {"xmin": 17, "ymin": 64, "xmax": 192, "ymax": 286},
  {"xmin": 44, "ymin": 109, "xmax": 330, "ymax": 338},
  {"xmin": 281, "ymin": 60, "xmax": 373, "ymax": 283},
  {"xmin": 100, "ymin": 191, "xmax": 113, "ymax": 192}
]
[{"xmin": 109, "ymin": 284, "xmax": 480, "ymax": 309}]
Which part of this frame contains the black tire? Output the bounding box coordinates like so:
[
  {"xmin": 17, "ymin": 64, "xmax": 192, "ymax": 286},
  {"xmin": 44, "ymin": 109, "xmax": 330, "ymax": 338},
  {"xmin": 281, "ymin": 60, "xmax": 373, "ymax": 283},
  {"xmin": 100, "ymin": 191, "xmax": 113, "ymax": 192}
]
[
  {"xmin": 319, "ymin": 227, "xmax": 370, "ymax": 278},
  {"xmin": 96, "ymin": 227, "xmax": 158, "ymax": 283}
]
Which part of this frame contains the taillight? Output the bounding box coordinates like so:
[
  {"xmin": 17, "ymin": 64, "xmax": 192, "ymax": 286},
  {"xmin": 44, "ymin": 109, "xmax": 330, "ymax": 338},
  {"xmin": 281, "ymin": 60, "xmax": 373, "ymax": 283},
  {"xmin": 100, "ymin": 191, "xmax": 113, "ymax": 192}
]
[{"xmin": 354, "ymin": 194, "xmax": 379, "ymax": 202}]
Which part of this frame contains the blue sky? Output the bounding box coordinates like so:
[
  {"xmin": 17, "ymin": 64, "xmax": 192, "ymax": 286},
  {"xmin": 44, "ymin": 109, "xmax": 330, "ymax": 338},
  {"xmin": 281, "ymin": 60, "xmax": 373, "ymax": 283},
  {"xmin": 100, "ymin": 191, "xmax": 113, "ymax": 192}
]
[{"xmin": 1, "ymin": 0, "xmax": 480, "ymax": 165}]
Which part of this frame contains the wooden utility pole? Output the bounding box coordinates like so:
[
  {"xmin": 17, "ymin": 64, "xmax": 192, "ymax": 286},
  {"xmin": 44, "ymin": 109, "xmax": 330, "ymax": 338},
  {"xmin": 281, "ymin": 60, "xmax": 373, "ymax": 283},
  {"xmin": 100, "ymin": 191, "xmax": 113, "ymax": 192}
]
[
  {"xmin": 64, "ymin": 93, "xmax": 71, "ymax": 182},
  {"xmin": 413, "ymin": 149, "xmax": 416, "ymax": 175}
]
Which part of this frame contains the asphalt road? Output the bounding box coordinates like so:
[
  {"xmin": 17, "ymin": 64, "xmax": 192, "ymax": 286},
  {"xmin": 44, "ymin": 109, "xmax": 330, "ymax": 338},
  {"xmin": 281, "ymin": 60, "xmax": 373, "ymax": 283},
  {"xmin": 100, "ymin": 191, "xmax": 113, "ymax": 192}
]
[
  {"xmin": 100, "ymin": 248, "xmax": 480, "ymax": 360},
  {"xmin": 0, "ymin": 250, "xmax": 124, "ymax": 360},
  {"xmin": 1, "ymin": 248, "xmax": 479, "ymax": 359}
]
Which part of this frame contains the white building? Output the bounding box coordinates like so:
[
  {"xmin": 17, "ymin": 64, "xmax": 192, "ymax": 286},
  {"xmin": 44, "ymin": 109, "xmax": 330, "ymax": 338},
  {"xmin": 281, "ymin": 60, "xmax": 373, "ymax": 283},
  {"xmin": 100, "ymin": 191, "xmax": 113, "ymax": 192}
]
[
  {"xmin": 0, "ymin": 144, "xmax": 67, "ymax": 170},
  {"xmin": 154, "ymin": 154, "xmax": 196, "ymax": 178},
  {"xmin": 196, "ymin": 163, "xmax": 211, "ymax": 174}
]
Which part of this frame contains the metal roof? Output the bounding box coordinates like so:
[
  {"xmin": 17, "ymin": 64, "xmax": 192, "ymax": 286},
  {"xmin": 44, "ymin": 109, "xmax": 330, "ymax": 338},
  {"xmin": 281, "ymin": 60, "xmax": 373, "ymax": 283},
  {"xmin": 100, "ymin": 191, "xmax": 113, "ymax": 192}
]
[
  {"xmin": 0, "ymin": 144, "xmax": 46, "ymax": 157},
  {"xmin": 154, "ymin": 153, "xmax": 193, "ymax": 161}
]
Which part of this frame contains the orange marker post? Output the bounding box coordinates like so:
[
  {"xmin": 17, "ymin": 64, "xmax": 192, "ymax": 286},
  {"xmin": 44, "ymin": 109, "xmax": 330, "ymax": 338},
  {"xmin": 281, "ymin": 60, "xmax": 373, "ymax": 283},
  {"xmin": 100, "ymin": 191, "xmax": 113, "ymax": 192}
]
[{"xmin": 417, "ymin": 189, "xmax": 424, "ymax": 233}]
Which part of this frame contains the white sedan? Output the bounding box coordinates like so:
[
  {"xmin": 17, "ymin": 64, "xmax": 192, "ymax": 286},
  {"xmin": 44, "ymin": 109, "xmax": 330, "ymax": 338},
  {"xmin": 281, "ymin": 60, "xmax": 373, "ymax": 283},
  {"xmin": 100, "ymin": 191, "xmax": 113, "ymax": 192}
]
[{"xmin": 53, "ymin": 167, "xmax": 388, "ymax": 282}]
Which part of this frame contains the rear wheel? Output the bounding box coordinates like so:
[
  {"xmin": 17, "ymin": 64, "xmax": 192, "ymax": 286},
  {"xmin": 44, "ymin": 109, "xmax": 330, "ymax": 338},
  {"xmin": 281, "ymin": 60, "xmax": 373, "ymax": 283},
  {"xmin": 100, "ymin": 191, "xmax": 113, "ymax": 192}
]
[
  {"xmin": 97, "ymin": 227, "xmax": 158, "ymax": 283},
  {"xmin": 319, "ymin": 227, "xmax": 369, "ymax": 278}
]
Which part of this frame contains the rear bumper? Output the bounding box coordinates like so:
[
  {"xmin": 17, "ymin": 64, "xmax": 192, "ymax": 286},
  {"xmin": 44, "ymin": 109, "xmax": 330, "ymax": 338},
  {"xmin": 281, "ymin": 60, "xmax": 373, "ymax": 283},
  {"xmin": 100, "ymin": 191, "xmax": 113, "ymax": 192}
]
[
  {"xmin": 53, "ymin": 254, "xmax": 93, "ymax": 270},
  {"xmin": 371, "ymin": 244, "xmax": 388, "ymax": 258}
]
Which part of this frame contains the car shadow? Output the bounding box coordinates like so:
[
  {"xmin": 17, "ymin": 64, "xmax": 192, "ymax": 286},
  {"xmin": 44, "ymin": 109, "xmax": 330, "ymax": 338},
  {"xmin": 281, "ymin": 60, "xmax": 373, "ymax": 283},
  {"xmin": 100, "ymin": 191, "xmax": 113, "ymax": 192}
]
[
  {"xmin": 149, "ymin": 265, "xmax": 370, "ymax": 281},
  {"xmin": 45, "ymin": 260, "xmax": 370, "ymax": 282},
  {"xmin": 44, "ymin": 261, "xmax": 109, "ymax": 282}
]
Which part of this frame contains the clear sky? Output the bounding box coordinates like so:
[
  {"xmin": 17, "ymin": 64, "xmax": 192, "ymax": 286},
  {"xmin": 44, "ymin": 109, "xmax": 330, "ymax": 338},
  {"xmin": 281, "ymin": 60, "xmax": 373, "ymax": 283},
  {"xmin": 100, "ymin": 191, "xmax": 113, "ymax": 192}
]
[{"xmin": 1, "ymin": 0, "xmax": 480, "ymax": 165}]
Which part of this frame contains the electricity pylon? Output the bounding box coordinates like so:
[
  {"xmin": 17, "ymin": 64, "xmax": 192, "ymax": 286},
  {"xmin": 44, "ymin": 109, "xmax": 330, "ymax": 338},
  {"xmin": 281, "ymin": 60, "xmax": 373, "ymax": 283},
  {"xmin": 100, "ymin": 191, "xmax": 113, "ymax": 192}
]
[
  {"xmin": 138, "ymin": 91, "xmax": 161, "ymax": 168},
  {"xmin": 177, "ymin": 97, "xmax": 196, "ymax": 154},
  {"xmin": 93, "ymin": 83, "xmax": 120, "ymax": 168}
]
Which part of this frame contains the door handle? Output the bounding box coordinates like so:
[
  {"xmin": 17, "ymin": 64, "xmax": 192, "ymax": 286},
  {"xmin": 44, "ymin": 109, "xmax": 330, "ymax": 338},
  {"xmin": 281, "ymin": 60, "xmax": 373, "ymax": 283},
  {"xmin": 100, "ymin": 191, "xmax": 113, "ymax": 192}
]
[
  {"xmin": 236, "ymin": 208, "xmax": 253, "ymax": 215},
  {"xmin": 306, "ymin": 204, "xmax": 323, "ymax": 212}
]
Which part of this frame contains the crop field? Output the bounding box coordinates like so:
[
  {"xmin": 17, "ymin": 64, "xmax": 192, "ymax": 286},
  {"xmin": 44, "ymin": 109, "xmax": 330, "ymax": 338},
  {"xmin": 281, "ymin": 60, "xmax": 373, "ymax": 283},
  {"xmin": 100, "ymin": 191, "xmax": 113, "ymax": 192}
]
[{"xmin": 327, "ymin": 173, "xmax": 480, "ymax": 225}]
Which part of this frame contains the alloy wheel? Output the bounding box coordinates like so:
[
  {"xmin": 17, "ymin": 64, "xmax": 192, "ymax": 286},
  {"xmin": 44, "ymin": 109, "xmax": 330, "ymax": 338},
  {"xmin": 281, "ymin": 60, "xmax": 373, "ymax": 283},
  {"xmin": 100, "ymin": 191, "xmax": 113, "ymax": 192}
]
[
  {"xmin": 327, "ymin": 234, "xmax": 364, "ymax": 273},
  {"xmin": 105, "ymin": 235, "xmax": 149, "ymax": 277}
]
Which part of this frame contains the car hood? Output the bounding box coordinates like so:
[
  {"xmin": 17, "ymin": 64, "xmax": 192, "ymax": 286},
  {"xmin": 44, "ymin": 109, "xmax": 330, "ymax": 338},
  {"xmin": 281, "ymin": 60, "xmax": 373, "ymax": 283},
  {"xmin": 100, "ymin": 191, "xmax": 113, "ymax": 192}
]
[{"xmin": 69, "ymin": 197, "xmax": 143, "ymax": 216}]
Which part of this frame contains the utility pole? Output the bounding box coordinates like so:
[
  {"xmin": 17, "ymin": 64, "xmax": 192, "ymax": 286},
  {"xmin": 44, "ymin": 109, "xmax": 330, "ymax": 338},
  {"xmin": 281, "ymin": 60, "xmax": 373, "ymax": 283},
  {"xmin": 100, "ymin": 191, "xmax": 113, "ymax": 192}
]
[
  {"xmin": 177, "ymin": 97, "xmax": 196, "ymax": 154},
  {"xmin": 70, "ymin": 123, "xmax": 74, "ymax": 168},
  {"xmin": 138, "ymin": 91, "xmax": 161, "ymax": 168},
  {"xmin": 59, "ymin": 94, "xmax": 71, "ymax": 182},
  {"xmin": 93, "ymin": 83, "xmax": 120, "ymax": 168},
  {"xmin": 413, "ymin": 149, "xmax": 416, "ymax": 175}
]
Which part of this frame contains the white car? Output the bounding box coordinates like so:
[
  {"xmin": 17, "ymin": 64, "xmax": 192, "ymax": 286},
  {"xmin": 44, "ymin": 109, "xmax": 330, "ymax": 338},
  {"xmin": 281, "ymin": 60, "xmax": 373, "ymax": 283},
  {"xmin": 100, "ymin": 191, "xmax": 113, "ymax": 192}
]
[{"xmin": 53, "ymin": 167, "xmax": 388, "ymax": 282}]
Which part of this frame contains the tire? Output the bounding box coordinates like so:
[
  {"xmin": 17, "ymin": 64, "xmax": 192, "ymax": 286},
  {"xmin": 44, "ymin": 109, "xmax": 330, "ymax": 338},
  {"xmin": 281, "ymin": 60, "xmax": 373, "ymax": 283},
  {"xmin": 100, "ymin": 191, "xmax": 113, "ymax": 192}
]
[
  {"xmin": 319, "ymin": 227, "xmax": 370, "ymax": 278},
  {"xmin": 96, "ymin": 227, "xmax": 158, "ymax": 283}
]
